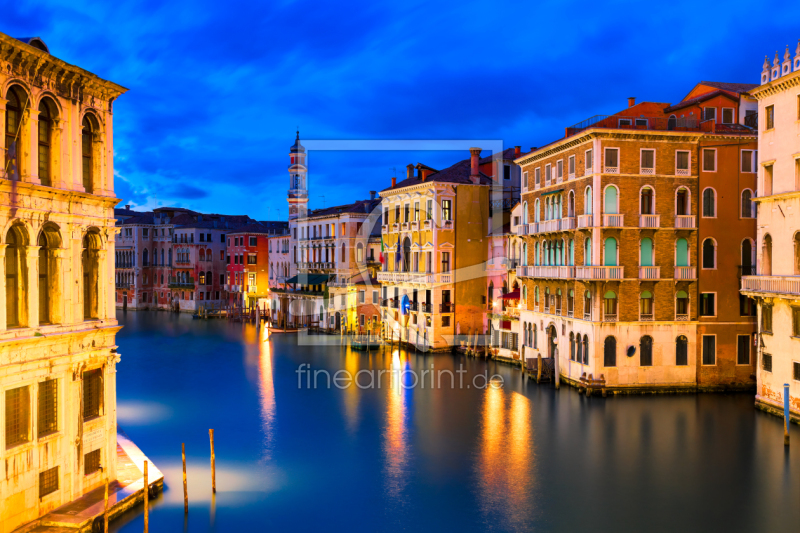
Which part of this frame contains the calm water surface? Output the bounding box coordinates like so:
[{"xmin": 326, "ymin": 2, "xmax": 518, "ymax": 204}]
[{"xmin": 111, "ymin": 311, "xmax": 800, "ymax": 532}]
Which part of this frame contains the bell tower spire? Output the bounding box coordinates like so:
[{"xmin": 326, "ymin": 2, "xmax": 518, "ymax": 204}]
[{"xmin": 288, "ymin": 130, "xmax": 308, "ymax": 222}]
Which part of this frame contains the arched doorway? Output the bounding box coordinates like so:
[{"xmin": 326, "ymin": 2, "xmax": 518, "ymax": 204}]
[{"xmin": 547, "ymin": 325, "xmax": 558, "ymax": 358}]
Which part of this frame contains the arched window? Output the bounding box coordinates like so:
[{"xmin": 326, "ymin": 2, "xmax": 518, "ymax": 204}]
[
  {"xmin": 37, "ymin": 226, "xmax": 61, "ymax": 325},
  {"xmin": 668, "ymin": 115, "xmax": 677, "ymax": 130},
  {"xmin": 357, "ymin": 243, "xmax": 364, "ymax": 263},
  {"xmin": 5, "ymin": 87, "xmax": 26, "ymax": 181},
  {"xmin": 568, "ymin": 191, "xmax": 575, "ymax": 217},
  {"xmin": 522, "ymin": 242, "xmax": 528, "ymax": 266},
  {"xmin": 81, "ymin": 116, "xmax": 96, "ymax": 193},
  {"xmin": 534, "ymin": 198, "xmax": 540, "ymax": 222},
  {"xmin": 794, "ymin": 233, "xmax": 800, "ymax": 274},
  {"xmin": 604, "ymin": 336, "xmax": 617, "ymax": 367},
  {"xmin": 702, "ymin": 238, "xmax": 716, "ymax": 269},
  {"xmin": 762, "ymin": 234, "xmax": 772, "ymax": 275},
  {"xmin": 604, "ymin": 237, "xmax": 617, "ymax": 266},
  {"xmin": 640, "ymin": 291, "xmax": 653, "ymax": 319},
  {"xmin": 676, "ymin": 187, "xmax": 689, "ymax": 216},
  {"xmin": 168, "ymin": 248, "xmax": 172, "ymax": 266},
  {"xmin": 576, "ymin": 332, "xmax": 582, "ymax": 362},
  {"xmin": 556, "ymin": 195, "xmax": 563, "ymax": 219},
  {"xmin": 585, "ymin": 186, "xmax": 593, "ymax": 215},
  {"xmin": 199, "ymin": 249, "xmax": 205, "ymax": 262},
  {"xmin": 640, "ymin": 335, "xmax": 653, "ymax": 366},
  {"xmin": 402, "ymin": 238, "xmax": 411, "ymax": 272},
  {"xmin": 206, "ymin": 271, "xmax": 212, "ymax": 286},
  {"xmin": 534, "ymin": 242, "xmax": 539, "ymax": 266},
  {"xmin": 640, "ymin": 186, "xmax": 654, "ymax": 214},
  {"xmin": 676, "ymin": 290, "xmax": 689, "ymax": 318},
  {"xmin": 568, "ymin": 289, "xmax": 574, "ymax": 315},
  {"xmin": 676, "ymin": 335, "xmax": 688, "ymax": 365},
  {"xmin": 5, "ymin": 225, "xmax": 28, "ymax": 327},
  {"xmin": 702, "ymin": 188, "xmax": 715, "ymax": 217},
  {"xmin": 534, "ymin": 286, "xmax": 539, "ymax": 308},
  {"xmin": 741, "ymin": 189, "xmax": 754, "ymax": 218},
  {"xmin": 584, "ymin": 290, "xmax": 591, "ymax": 319},
  {"xmin": 522, "ymin": 202, "xmax": 528, "ymax": 225},
  {"xmin": 533, "ymin": 324, "xmax": 538, "ymax": 349},
  {"xmin": 584, "ymin": 237, "xmax": 592, "ymax": 266},
  {"xmin": 604, "ymin": 291, "xmax": 617, "ymax": 320},
  {"xmin": 741, "ymin": 239, "xmax": 754, "ymax": 276},
  {"xmin": 569, "ymin": 239, "xmax": 574, "ymax": 266},
  {"xmin": 570, "ymin": 332, "xmax": 576, "ymax": 361},
  {"xmin": 676, "ymin": 238, "xmax": 689, "ymax": 267},
  {"xmin": 199, "ymin": 272, "xmax": 206, "ymax": 285},
  {"xmin": 640, "ymin": 238, "xmax": 654, "ymax": 267},
  {"xmin": 545, "ymin": 197, "xmax": 552, "ymax": 220},
  {"xmin": 38, "ymin": 99, "xmax": 56, "ymax": 187},
  {"xmin": 82, "ymin": 232, "xmax": 101, "ymax": 320},
  {"xmin": 582, "ymin": 335, "xmax": 589, "ymax": 364},
  {"xmin": 487, "ymin": 282, "xmax": 494, "ymax": 310},
  {"xmin": 142, "ymin": 248, "xmax": 149, "ymax": 267},
  {"xmin": 522, "ymin": 285, "xmax": 527, "ymax": 305},
  {"xmin": 604, "ymin": 185, "xmax": 618, "ymax": 214}
]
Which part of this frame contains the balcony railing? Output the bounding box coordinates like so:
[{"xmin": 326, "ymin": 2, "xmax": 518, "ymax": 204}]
[
  {"xmin": 675, "ymin": 215, "xmax": 696, "ymax": 229},
  {"xmin": 168, "ymin": 277, "xmax": 195, "ymax": 288},
  {"xmin": 603, "ymin": 214, "xmax": 624, "ymax": 227},
  {"xmin": 566, "ymin": 115, "xmax": 700, "ymax": 136},
  {"xmin": 674, "ymin": 266, "xmax": 696, "ymax": 280},
  {"xmin": 741, "ymin": 275, "xmax": 800, "ymax": 296},
  {"xmin": 421, "ymin": 303, "xmax": 432, "ymax": 313},
  {"xmin": 640, "ymin": 313, "xmax": 654, "ymax": 321},
  {"xmin": 561, "ymin": 217, "xmax": 576, "ymax": 230},
  {"xmin": 583, "ymin": 311, "xmax": 591, "ymax": 320},
  {"xmin": 440, "ymin": 302, "xmax": 455, "ymax": 313},
  {"xmin": 577, "ymin": 214, "xmax": 593, "ymax": 229},
  {"xmin": 517, "ymin": 223, "xmax": 531, "ymax": 236},
  {"xmin": 540, "ymin": 219, "xmax": 561, "ymax": 233},
  {"xmin": 639, "ymin": 266, "xmax": 660, "ymax": 280},
  {"xmin": 675, "ymin": 168, "xmax": 690, "ymax": 176},
  {"xmin": 639, "ymin": 214, "xmax": 660, "ymax": 228},
  {"xmin": 676, "ymin": 313, "xmax": 689, "ymax": 321},
  {"xmin": 576, "ymin": 266, "xmax": 624, "ymax": 280},
  {"xmin": 603, "ymin": 313, "xmax": 618, "ymax": 322}
]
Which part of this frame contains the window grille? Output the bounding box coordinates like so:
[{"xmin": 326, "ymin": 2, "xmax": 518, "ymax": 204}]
[
  {"xmin": 83, "ymin": 369, "xmax": 103, "ymax": 420},
  {"xmin": 84, "ymin": 449, "xmax": 101, "ymax": 475},
  {"xmin": 793, "ymin": 361, "xmax": 800, "ymax": 381},
  {"xmin": 762, "ymin": 353, "xmax": 773, "ymax": 372},
  {"xmin": 38, "ymin": 379, "xmax": 58, "ymax": 437},
  {"xmin": 39, "ymin": 467, "xmax": 59, "ymax": 498},
  {"xmin": 5, "ymin": 386, "xmax": 30, "ymax": 448}
]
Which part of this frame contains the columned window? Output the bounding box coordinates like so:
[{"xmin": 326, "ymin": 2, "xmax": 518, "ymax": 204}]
[
  {"xmin": 82, "ymin": 232, "xmax": 101, "ymax": 320},
  {"xmin": 5, "ymin": 226, "xmax": 28, "ymax": 327},
  {"xmin": 81, "ymin": 116, "xmax": 96, "ymax": 193}
]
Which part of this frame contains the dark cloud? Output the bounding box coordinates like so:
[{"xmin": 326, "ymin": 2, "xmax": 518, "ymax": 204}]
[{"xmin": 6, "ymin": 0, "xmax": 800, "ymax": 216}]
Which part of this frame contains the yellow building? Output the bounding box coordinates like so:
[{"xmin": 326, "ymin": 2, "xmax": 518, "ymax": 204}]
[
  {"xmin": 0, "ymin": 34, "xmax": 128, "ymax": 531},
  {"xmin": 378, "ymin": 150, "xmax": 493, "ymax": 351}
]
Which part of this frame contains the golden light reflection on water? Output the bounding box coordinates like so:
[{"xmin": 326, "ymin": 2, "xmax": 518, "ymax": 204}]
[
  {"xmin": 478, "ymin": 387, "xmax": 535, "ymax": 529},
  {"xmin": 258, "ymin": 326, "xmax": 276, "ymax": 459},
  {"xmin": 342, "ymin": 348, "xmax": 361, "ymax": 433},
  {"xmin": 383, "ymin": 350, "xmax": 409, "ymax": 500}
]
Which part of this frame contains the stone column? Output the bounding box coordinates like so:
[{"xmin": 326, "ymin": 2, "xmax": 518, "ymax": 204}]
[
  {"xmin": 50, "ymin": 118, "xmax": 64, "ymax": 188},
  {"xmin": 0, "ymin": 98, "xmax": 6, "ymax": 177},
  {"xmin": 20, "ymin": 107, "xmax": 34, "ymax": 184},
  {"xmin": 51, "ymin": 248, "xmax": 66, "ymax": 325},
  {"xmin": 28, "ymin": 111, "xmax": 42, "ymax": 185},
  {"xmin": 0, "ymin": 244, "xmax": 7, "ymax": 331},
  {"xmin": 26, "ymin": 245, "xmax": 41, "ymax": 329}
]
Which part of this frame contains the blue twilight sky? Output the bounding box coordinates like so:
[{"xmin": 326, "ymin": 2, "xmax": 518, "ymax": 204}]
[{"xmin": 5, "ymin": 0, "xmax": 800, "ymax": 219}]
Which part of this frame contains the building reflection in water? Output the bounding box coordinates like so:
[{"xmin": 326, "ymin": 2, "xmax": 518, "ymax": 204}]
[
  {"xmin": 478, "ymin": 386, "xmax": 535, "ymax": 529},
  {"xmin": 383, "ymin": 350, "xmax": 410, "ymax": 502},
  {"xmin": 258, "ymin": 326, "xmax": 276, "ymax": 460}
]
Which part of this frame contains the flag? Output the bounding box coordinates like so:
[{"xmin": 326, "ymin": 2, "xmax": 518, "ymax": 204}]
[
  {"xmin": 395, "ymin": 238, "xmax": 402, "ymax": 267},
  {"xmin": 379, "ymin": 236, "xmax": 385, "ymax": 264}
]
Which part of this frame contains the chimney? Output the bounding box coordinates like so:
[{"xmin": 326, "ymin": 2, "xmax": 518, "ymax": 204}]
[
  {"xmin": 469, "ymin": 147, "xmax": 481, "ymax": 184},
  {"xmin": 628, "ymin": 97, "xmax": 636, "ymax": 108},
  {"xmin": 406, "ymin": 164, "xmax": 414, "ymax": 180},
  {"xmin": 125, "ymin": 204, "xmax": 130, "ymax": 210},
  {"xmin": 531, "ymin": 147, "xmax": 537, "ymax": 152},
  {"xmin": 514, "ymin": 146, "xmax": 521, "ymax": 157},
  {"xmin": 369, "ymin": 190, "xmax": 376, "ymax": 200},
  {"xmin": 391, "ymin": 177, "xmax": 397, "ymax": 188}
]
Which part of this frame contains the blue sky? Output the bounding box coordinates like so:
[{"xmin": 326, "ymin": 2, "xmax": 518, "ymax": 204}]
[{"xmin": 6, "ymin": 0, "xmax": 800, "ymax": 219}]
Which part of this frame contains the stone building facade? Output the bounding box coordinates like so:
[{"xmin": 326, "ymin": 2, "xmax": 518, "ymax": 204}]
[
  {"xmin": 741, "ymin": 43, "xmax": 800, "ymax": 422},
  {"xmin": 0, "ymin": 34, "xmax": 126, "ymax": 532},
  {"xmin": 516, "ymin": 86, "xmax": 758, "ymax": 392},
  {"xmin": 225, "ymin": 221, "xmax": 288, "ymax": 308}
]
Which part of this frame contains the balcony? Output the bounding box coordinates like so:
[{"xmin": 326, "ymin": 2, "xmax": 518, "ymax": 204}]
[
  {"xmin": 603, "ymin": 313, "xmax": 618, "ymax": 322},
  {"xmin": 576, "ymin": 266, "xmax": 624, "ymax": 280},
  {"xmin": 741, "ymin": 275, "xmax": 800, "ymax": 297},
  {"xmin": 676, "ymin": 313, "xmax": 689, "ymax": 321},
  {"xmin": 566, "ymin": 115, "xmax": 700, "ymax": 136},
  {"xmin": 540, "ymin": 219, "xmax": 561, "ymax": 233},
  {"xmin": 577, "ymin": 214, "xmax": 593, "ymax": 229},
  {"xmin": 675, "ymin": 215, "xmax": 696, "ymax": 229},
  {"xmin": 639, "ymin": 266, "xmax": 660, "ymax": 280},
  {"xmin": 605, "ymin": 166, "xmax": 619, "ymax": 174},
  {"xmin": 675, "ymin": 168, "xmax": 690, "ymax": 176},
  {"xmin": 603, "ymin": 214, "xmax": 624, "ymax": 227},
  {"xmin": 526, "ymin": 265, "xmax": 576, "ymax": 279},
  {"xmin": 168, "ymin": 277, "xmax": 195, "ymax": 289},
  {"xmin": 516, "ymin": 223, "xmax": 531, "ymax": 236},
  {"xmin": 561, "ymin": 217, "xmax": 576, "ymax": 230},
  {"xmin": 639, "ymin": 214, "xmax": 660, "ymax": 229},
  {"xmin": 421, "ymin": 302, "xmax": 432, "ymax": 313},
  {"xmin": 440, "ymin": 302, "xmax": 454, "ymax": 313},
  {"xmin": 738, "ymin": 265, "xmax": 756, "ymax": 277},
  {"xmin": 640, "ymin": 313, "xmax": 654, "ymax": 322},
  {"xmin": 583, "ymin": 311, "xmax": 591, "ymax": 320},
  {"xmin": 674, "ymin": 266, "xmax": 696, "ymax": 280},
  {"xmin": 442, "ymin": 220, "xmax": 454, "ymax": 230},
  {"xmin": 409, "ymin": 301, "xmax": 419, "ymax": 311},
  {"xmin": 423, "ymin": 220, "xmax": 433, "ymax": 230}
]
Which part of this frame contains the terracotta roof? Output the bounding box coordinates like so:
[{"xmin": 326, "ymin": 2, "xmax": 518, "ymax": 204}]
[
  {"xmin": 479, "ymin": 147, "xmax": 519, "ymax": 164},
  {"xmin": 698, "ymin": 81, "xmax": 759, "ymax": 95},
  {"xmin": 121, "ymin": 212, "xmax": 154, "ymax": 225},
  {"xmin": 664, "ymin": 89, "xmax": 739, "ymax": 113},
  {"xmin": 382, "ymin": 158, "xmax": 493, "ymax": 192}
]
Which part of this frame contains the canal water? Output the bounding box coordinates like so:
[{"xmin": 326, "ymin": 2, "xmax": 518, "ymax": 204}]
[{"xmin": 112, "ymin": 311, "xmax": 800, "ymax": 532}]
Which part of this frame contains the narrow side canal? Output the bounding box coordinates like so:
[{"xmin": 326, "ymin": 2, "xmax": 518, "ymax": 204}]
[{"xmin": 112, "ymin": 311, "xmax": 799, "ymax": 532}]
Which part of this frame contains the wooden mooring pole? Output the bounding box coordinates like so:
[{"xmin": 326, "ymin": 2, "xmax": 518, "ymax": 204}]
[
  {"xmin": 209, "ymin": 429, "xmax": 217, "ymax": 493},
  {"xmin": 182, "ymin": 443, "xmax": 188, "ymax": 514},
  {"xmin": 143, "ymin": 460, "xmax": 149, "ymax": 533},
  {"xmin": 785, "ymin": 383, "xmax": 791, "ymax": 446}
]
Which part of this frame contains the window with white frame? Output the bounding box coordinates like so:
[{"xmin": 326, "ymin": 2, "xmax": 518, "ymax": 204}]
[
  {"xmin": 568, "ymin": 155, "xmax": 575, "ymax": 178},
  {"xmin": 640, "ymin": 149, "xmax": 655, "ymax": 174},
  {"xmin": 545, "ymin": 164, "xmax": 551, "ymax": 185},
  {"xmin": 604, "ymin": 148, "xmax": 619, "ymax": 173},
  {"xmin": 618, "ymin": 118, "xmax": 632, "ymax": 127},
  {"xmin": 703, "ymin": 107, "xmax": 717, "ymax": 122},
  {"xmin": 556, "ymin": 160, "xmax": 563, "ymax": 181},
  {"xmin": 523, "ymin": 171, "xmax": 528, "ymax": 190},
  {"xmin": 702, "ymin": 149, "xmax": 716, "ymax": 172},
  {"xmin": 741, "ymin": 150, "xmax": 757, "ymax": 173},
  {"xmin": 535, "ymin": 168, "xmax": 541, "ymax": 188},
  {"xmin": 702, "ymin": 188, "xmax": 716, "ymax": 217},
  {"xmin": 722, "ymin": 108, "xmax": 734, "ymax": 124},
  {"xmin": 585, "ymin": 149, "xmax": 593, "ymax": 174}
]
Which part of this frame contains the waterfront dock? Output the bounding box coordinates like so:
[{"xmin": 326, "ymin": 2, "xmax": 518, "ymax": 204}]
[{"xmin": 14, "ymin": 432, "xmax": 162, "ymax": 533}]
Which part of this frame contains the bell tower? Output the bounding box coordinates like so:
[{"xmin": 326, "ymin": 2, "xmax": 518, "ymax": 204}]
[{"xmin": 288, "ymin": 130, "xmax": 308, "ymax": 221}]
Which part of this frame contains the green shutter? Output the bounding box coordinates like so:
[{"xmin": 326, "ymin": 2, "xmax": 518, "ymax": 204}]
[
  {"xmin": 676, "ymin": 238, "xmax": 689, "ymax": 267},
  {"xmin": 604, "ymin": 238, "xmax": 617, "ymax": 266},
  {"xmin": 640, "ymin": 238, "xmax": 653, "ymax": 267}
]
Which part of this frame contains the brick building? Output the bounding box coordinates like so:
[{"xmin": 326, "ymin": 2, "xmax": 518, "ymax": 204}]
[
  {"xmin": 225, "ymin": 221, "xmax": 288, "ymax": 308},
  {"xmin": 516, "ymin": 83, "xmax": 758, "ymax": 392}
]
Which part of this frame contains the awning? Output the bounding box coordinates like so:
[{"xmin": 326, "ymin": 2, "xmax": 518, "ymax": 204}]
[
  {"xmin": 499, "ymin": 289, "xmax": 520, "ymax": 300},
  {"xmin": 284, "ymin": 274, "xmax": 330, "ymax": 285},
  {"xmin": 540, "ymin": 188, "xmax": 565, "ymax": 197}
]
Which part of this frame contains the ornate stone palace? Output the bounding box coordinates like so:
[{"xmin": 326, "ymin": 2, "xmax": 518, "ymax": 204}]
[{"xmin": 0, "ymin": 33, "xmax": 126, "ymax": 531}]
